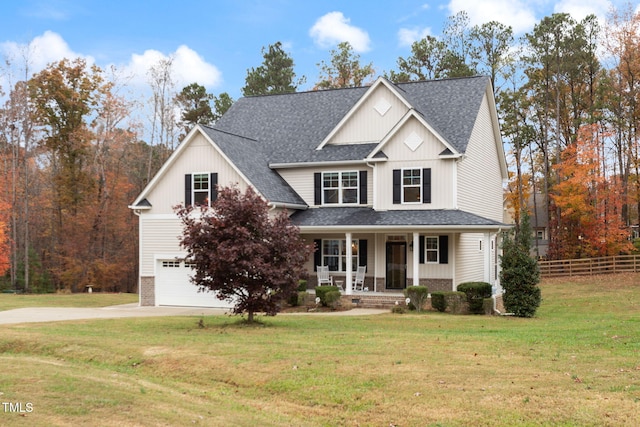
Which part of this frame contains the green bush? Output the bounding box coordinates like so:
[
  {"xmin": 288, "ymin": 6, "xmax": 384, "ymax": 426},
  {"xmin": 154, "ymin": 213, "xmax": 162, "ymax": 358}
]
[
  {"xmin": 457, "ymin": 282, "xmax": 492, "ymax": 314},
  {"xmin": 324, "ymin": 290, "xmax": 342, "ymax": 309},
  {"xmin": 431, "ymin": 291, "xmax": 467, "ymax": 314},
  {"xmin": 315, "ymin": 286, "xmax": 341, "ymax": 307},
  {"xmin": 430, "ymin": 292, "xmax": 446, "ymax": 312},
  {"xmin": 404, "ymin": 286, "xmax": 429, "ymax": 312},
  {"xmin": 297, "ymin": 280, "xmax": 308, "ymax": 292},
  {"xmin": 500, "ymin": 212, "xmax": 541, "ymax": 318}
]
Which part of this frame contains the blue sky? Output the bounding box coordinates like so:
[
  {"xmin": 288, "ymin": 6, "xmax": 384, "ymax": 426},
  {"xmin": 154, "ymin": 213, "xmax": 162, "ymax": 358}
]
[{"xmin": 0, "ymin": 0, "xmax": 636, "ymax": 100}]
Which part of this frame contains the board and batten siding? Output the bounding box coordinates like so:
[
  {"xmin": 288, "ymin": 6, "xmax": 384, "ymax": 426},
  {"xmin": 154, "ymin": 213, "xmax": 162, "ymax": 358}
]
[
  {"xmin": 277, "ymin": 165, "xmax": 373, "ymax": 207},
  {"xmin": 139, "ymin": 218, "xmax": 184, "ymax": 276},
  {"xmin": 327, "ymin": 84, "xmax": 409, "ymax": 145},
  {"xmin": 456, "ymin": 94, "xmax": 504, "ymax": 222},
  {"xmin": 145, "ymin": 133, "xmax": 248, "ymax": 215},
  {"xmin": 375, "ymin": 117, "xmax": 455, "ymax": 210}
]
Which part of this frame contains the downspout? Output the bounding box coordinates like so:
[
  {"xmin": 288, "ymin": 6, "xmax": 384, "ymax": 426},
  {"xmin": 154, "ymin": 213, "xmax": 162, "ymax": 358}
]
[{"xmin": 492, "ymin": 227, "xmax": 514, "ymax": 316}]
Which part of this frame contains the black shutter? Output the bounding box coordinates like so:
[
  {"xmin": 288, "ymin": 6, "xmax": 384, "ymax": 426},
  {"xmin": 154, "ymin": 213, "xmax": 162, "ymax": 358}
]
[
  {"xmin": 393, "ymin": 169, "xmax": 401, "ymax": 204},
  {"xmin": 313, "ymin": 239, "xmax": 322, "ymax": 271},
  {"xmin": 314, "ymin": 173, "xmax": 322, "ymax": 205},
  {"xmin": 210, "ymin": 173, "xmax": 218, "ymax": 202},
  {"xmin": 184, "ymin": 174, "xmax": 192, "ymax": 206},
  {"xmin": 359, "ymin": 240, "xmax": 367, "ymax": 268},
  {"xmin": 359, "ymin": 171, "xmax": 367, "ymax": 205},
  {"xmin": 423, "ymin": 168, "xmax": 431, "ymax": 204},
  {"xmin": 419, "ymin": 235, "xmax": 425, "ymax": 264},
  {"xmin": 439, "ymin": 235, "xmax": 448, "ymax": 264}
]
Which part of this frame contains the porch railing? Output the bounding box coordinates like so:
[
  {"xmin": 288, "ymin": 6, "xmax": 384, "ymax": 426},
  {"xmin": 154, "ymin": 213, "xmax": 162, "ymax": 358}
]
[{"xmin": 538, "ymin": 254, "xmax": 640, "ymax": 278}]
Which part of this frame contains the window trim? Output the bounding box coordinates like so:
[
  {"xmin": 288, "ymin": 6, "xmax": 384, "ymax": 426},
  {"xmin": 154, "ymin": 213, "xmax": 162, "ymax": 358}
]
[
  {"xmin": 321, "ymin": 239, "xmax": 360, "ymax": 272},
  {"xmin": 321, "ymin": 171, "xmax": 359, "ymax": 205},
  {"xmin": 424, "ymin": 236, "xmax": 439, "ymax": 264},
  {"xmin": 401, "ymin": 168, "xmax": 422, "ymax": 204},
  {"xmin": 192, "ymin": 172, "xmax": 211, "ymax": 206}
]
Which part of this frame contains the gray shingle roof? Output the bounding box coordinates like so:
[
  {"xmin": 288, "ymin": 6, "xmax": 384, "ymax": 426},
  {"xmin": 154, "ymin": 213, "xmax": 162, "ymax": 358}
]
[
  {"xmin": 206, "ymin": 76, "xmax": 490, "ymax": 205},
  {"xmin": 290, "ymin": 207, "xmax": 507, "ymax": 229}
]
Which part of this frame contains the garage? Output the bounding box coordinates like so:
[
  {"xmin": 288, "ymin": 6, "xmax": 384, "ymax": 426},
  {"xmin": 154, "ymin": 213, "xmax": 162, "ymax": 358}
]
[{"xmin": 155, "ymin": 259, "xmax": 235, "ymax": 308}]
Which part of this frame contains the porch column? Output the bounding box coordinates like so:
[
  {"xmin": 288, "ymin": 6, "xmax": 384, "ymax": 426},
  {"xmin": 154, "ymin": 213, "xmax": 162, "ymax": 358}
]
[
  {"xmin": 345, "ymin": 232, "xmax": 353, "ymax": 295},
  {"xmin": 412, "ymin": 232, "xmax": 420, "ymax": 286}
]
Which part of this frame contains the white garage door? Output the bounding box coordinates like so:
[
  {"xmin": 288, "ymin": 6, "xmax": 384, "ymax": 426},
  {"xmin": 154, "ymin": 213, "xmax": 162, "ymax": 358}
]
[{"xmin": 155, "ymin": 260, "xmax": 235, "ymax": 308}]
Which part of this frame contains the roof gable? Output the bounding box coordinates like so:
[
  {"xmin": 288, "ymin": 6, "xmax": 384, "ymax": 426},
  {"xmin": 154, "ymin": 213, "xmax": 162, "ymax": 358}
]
[
  {"xmin": 367, "ymin": 109, "xmax": 461, "ymax": 160},
  {"xmin": 317, "ymin": 77, "xmax": 412, "ymax": 149}
]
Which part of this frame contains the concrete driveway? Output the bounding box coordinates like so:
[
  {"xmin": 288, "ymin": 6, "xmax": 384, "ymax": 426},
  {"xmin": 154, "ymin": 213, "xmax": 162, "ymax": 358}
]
[{"xmin": 0, "ymin": 304, "xmax": 387, "ymax": 325}]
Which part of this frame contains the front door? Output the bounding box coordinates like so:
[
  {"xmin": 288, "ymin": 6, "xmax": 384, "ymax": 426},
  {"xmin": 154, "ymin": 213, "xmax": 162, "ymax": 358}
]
[{"xmin": 386, "ymin": 242, "xmax": 406, "ymax": 289}]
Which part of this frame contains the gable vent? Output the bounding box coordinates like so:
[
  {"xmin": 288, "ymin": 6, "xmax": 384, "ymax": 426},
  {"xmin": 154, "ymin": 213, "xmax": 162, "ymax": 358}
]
[
  {"xmin": 404, "ymin": 131, "xmax": 423, "ymax": 151},
  {"xmin": 374, "ymin": 98, "xmax": 392, "ymax": 116}
]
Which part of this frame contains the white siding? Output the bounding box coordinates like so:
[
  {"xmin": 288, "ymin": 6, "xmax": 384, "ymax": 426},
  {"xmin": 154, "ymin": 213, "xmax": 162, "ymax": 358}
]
[
  {"xmin": 455, "ymin": 233, "xmax": 486, "ymax": 285},
  {"xmin": 145, "ymin": 133, "xmax": 249, "ymax": 215},
  {"xmin": 277, "ymin": 165, "xmax": 373, "ymax": 207},
  {"xmin": 457, "ymin": 94, "xmax": 504, "ymax": 222},
  {"xmin": 328, "ymin": 85, "xmax": 409, "ymax": 145},
  {"xmin": 374, "ymin": 117, "xmax": 455, "ymax": 210},
  {"xmin": 139, "ymin": 217, "xmax": 184, "ymax": 276}
]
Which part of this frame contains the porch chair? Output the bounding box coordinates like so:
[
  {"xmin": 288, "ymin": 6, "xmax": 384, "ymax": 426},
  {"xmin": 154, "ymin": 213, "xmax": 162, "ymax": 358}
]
[
  {"xmin": 317, "ymin": 266, "xmax": 333, "ymax": 286},
  {"xmin": 353, "ymin": 266, "xmax": 366, "ymax": 291}
]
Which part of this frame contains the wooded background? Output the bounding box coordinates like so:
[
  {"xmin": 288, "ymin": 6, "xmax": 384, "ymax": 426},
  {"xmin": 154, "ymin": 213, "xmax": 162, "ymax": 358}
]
[{"xmin": 1, "ymin": 5, "xmax": 639, "ymax": 292}]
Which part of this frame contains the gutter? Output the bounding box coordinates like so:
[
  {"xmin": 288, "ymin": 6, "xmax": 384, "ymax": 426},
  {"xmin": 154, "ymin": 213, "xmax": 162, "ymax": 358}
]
[
  {"xmin": 268, "ymin": 202, "xmax": 309, "ymax": 211},
  {"xmin": 270, "ymin": 158, "xmax": 386, "ymax": 169}
]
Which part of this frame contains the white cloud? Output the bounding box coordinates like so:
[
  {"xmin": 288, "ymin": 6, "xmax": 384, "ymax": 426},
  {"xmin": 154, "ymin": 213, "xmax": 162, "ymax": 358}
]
[
  {"xmin": 0, "ymin": 31, "xmax": 222, "ymax": 93},
  {"xmin": 1, "ymin": 30, "xmax": 93, "ymax": 72},
  {"xmin": 447, "ymin": 0, "xmax": 538, "ymax": 35},
  {"xmin": 125, "ymin": 45, "xmax": 222, "ymax": 89},
  {"xmin": 554, "ymin": 0, "xmax": 612, "ymax": 23},
  {"xmin": 309, "ymin": 11, "xmax": 371, "ymax": 52},
  {"xmin": 398, "ymin": 26, "xmax": 433, "ymax": 47}
]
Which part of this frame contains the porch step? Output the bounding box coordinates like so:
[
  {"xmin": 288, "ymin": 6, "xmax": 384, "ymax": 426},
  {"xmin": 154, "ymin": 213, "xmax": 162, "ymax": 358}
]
[{"xmin": 344, "ymin": 294, "xmax": 406, "ymax": 309}]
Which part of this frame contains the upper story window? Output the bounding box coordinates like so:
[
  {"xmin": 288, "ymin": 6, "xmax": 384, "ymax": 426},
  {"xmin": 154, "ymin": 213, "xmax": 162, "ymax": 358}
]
[
  {"xmin": 185, "ymin": 173, "xmax": 218, "ymax": 207},
  {"xmin": 393, "ymin": 168, "xmax": 431, "ymax": 205},
  {"xmin": 193, "ymin": 173, "xmax": 210, "ymax": 206},
  {"xmin": 322, "ymin": 171, "xmax": 358, "ymax": 205},
  {"xmin": 402, "ymin": 169, "xmax": 422, "ymax": 203},
  {"xmin": 314, "ymin": 171, "xmax": 367, "ymax": 206}
]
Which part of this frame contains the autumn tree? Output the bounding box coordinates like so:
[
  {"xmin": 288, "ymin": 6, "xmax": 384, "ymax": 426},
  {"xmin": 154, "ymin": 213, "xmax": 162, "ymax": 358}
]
[
  {"xmin": 176, "ymin": 186, "xmax": 312, "ymax": 323},
  {"xmin": 550, "ymin": 125, "xmax": 631, "ymax": 258},
  {"xmin": 603, "ymin": 4, "xmax": 640, "ymax": 230},
  {"xmin": 242, "ymin": 41, "xmax": 305, "ymax": 96},
  {"xmin": 314, "ymin": 42, "xmax": 375, "ymax": 89}
]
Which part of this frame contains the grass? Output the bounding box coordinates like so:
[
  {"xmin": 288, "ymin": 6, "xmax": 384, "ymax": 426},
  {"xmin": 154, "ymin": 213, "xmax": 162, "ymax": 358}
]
[
  {"xmin": 0, "ymin": 292, "xmax": 138, "ymax": 311},
  {"xmin": 0, "ymin": 275, "xmax": 639, "ymax": 426}
]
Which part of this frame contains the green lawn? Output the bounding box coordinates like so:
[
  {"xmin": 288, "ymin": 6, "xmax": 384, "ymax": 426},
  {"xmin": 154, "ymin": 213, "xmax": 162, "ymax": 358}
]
[
  {"xmin": 0, "ymin": 275, "xmax": 638, "ymax": 426},
  {"xmin": 0, "ymin": 292, "xmax": 138, "ymax": 311}
]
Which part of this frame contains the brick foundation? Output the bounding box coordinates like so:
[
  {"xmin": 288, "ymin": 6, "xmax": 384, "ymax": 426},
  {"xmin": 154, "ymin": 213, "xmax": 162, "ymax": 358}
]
[{"xmin": 140, "ymin": 276, "xmax": 155, "ymax": 306}]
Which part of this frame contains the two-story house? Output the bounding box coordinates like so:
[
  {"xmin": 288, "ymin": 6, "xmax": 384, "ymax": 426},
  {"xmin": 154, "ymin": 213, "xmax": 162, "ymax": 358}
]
[{"xmin": 129, "ymin": 76, "xmax": 509, "ymax": 308}]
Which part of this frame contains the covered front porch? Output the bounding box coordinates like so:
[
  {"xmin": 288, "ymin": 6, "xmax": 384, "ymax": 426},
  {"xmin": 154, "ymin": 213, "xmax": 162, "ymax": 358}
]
[{"xmin": 291, "ymin": 207, "xmax": 508, "ymax": 296}]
